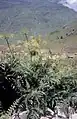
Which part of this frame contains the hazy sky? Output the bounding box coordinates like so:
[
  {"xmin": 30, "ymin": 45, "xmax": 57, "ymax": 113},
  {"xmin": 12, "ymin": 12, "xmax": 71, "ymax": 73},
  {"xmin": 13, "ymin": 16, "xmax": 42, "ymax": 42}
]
[{"xmin": 60, "ymin": 0, "xmax": 77, "ymax": 11}]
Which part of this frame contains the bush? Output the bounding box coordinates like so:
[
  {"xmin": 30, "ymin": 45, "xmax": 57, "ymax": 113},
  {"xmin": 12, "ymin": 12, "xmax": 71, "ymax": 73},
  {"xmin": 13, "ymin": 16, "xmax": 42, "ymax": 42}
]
[{"xmin": 0, "ymin": 35, "xmax": 77, "ymax": 119}]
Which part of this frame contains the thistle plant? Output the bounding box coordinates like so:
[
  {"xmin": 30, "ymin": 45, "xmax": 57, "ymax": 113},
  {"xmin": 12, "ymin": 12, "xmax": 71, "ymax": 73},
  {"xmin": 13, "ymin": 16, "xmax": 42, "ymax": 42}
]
[{"xmin": 0, "ymin": 34, "xmax": 77, "ymax": 119}]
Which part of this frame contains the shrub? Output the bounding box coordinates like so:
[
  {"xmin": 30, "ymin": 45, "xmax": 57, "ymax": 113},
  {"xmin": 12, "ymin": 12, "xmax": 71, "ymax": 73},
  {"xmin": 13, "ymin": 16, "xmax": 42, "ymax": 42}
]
[{"xmin": 0, "ymin": 35, "xmax": 77, "ymax": 119}]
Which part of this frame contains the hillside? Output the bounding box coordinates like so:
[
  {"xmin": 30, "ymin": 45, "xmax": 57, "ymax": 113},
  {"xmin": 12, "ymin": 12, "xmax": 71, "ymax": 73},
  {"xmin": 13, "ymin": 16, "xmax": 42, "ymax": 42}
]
[
  {"xmin": 1, "ymin": 20, "xmax": 77, "ymax": 56},
  {"xmin": 0, "ymin": 0, "xmax": 77, "ymax": 36}
]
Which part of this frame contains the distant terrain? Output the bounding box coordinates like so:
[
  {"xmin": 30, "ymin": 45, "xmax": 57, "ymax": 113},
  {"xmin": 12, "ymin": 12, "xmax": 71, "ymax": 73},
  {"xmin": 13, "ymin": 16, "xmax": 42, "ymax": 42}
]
[
  {"xmin": 0, "ymin": 0, "xmax": 77, "ymax": 55},
  {"xmin": 1, "ymin": 20, "xmax": 77, "ymax": 57},
  {"xmin": 0, "ymin": 0, "xmax": 77, "ymax": 36}
]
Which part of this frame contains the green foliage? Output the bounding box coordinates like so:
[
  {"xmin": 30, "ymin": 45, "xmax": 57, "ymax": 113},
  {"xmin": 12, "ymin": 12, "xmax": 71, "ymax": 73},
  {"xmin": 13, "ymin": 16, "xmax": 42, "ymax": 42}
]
[
  {"xmin": 0, "ymin": 37, "xmax": 77, "ymax": 119},
  {"xmin": 0, "ymin": 114, "xmax": 9, "ymax": 119}
]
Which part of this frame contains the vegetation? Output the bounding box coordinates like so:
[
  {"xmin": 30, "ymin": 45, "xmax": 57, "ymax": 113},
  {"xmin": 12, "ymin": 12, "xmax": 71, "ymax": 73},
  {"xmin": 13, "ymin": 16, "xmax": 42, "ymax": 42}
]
[{"xmin": 0, "ymin": 34, "xmax": 77, "ymax": 119}]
